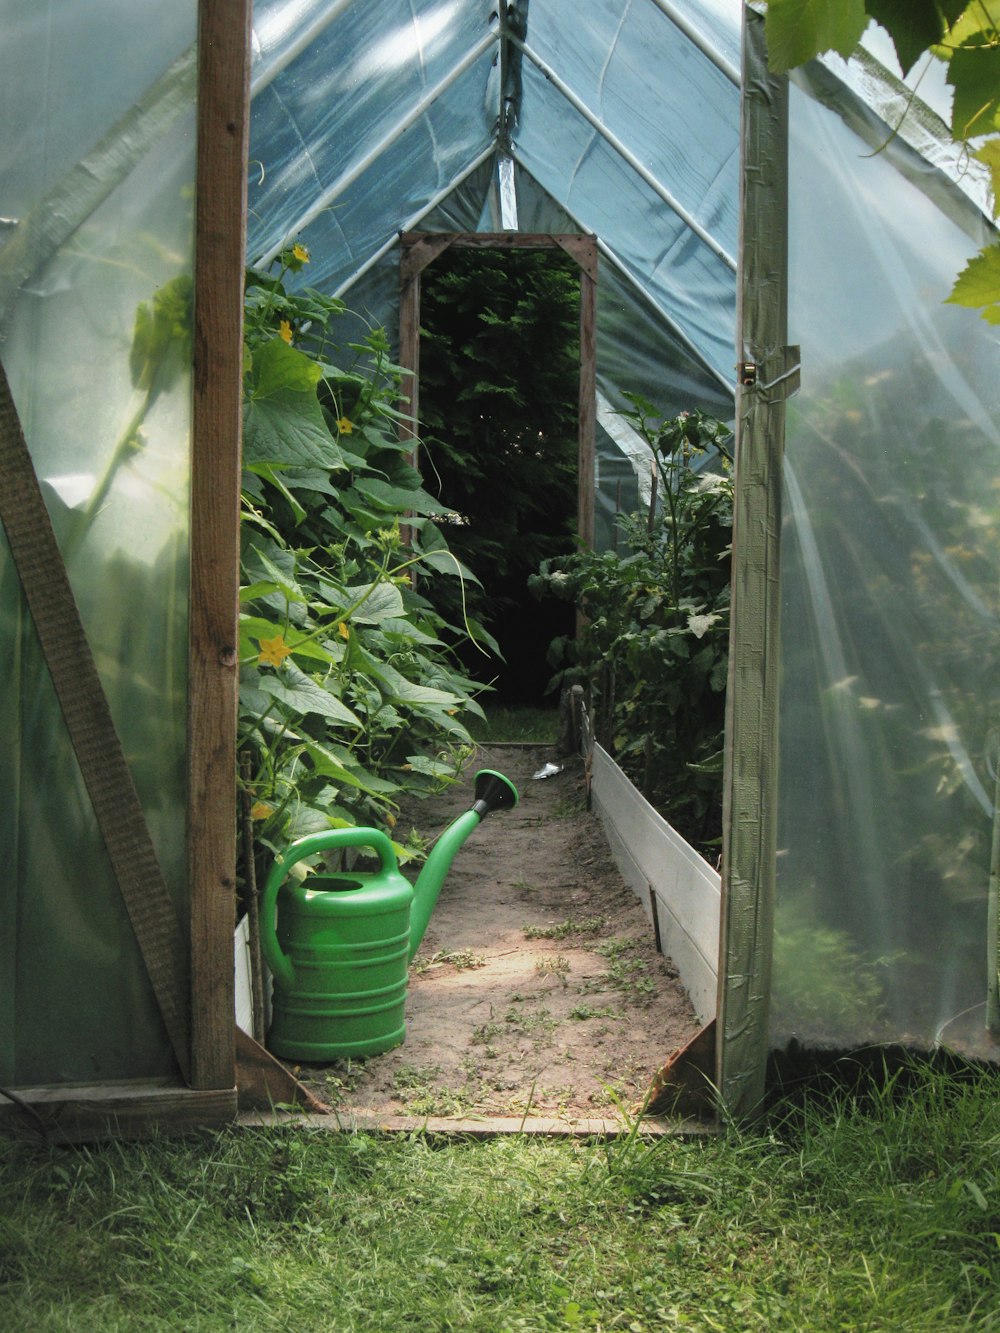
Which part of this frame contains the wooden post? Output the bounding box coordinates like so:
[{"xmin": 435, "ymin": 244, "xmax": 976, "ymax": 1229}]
[
  {"xmin": 188, "ymin": 0, "xmax": 253, "ymax": 1091},
  {"xmin": 717, "ymin": 9, "xmax": 791, "ymax": 1118},
  {"xmin": 398, "ymin": 233, "xmax": 460, "ymax": 452},
  {"xmin": 573, "ymin": 238, "xmax": 598, "ymax": 550}
]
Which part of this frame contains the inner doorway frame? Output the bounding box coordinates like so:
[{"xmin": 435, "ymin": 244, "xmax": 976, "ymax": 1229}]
[{"xmin": 397, "ymin": 232, "xmax": 598, "ymax": 548}]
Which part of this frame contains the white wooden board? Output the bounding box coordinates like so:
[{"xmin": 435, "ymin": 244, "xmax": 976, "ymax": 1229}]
[
  {"xmin": 234, "ymin": 915, "xmax": 254, "ymax": 1037},
  {"xmin": 591, "ymin": 745, "xmax": 720, "ymax": 1024}
]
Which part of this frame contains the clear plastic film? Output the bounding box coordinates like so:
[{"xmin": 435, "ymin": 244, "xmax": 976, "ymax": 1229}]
[
  {"xmin": 773, "ymin": 73, "xmax": 1000, "ymax": 1059},
  {"xmin": 248, "ymin": 0, "xmax": 497, "ymax": 287},
  {"xmin": 0, "ymin": 0, "xmax": 197, "ymax": 1084},
  {"xmin": 247, "ymin": 0, "xmax": 741, "ymax": 331}
]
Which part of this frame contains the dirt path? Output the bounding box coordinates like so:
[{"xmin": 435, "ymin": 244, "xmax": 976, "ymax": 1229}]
[{"xmin": 297, "ymin": 744, "xmax": 701, "ymax": 1126}]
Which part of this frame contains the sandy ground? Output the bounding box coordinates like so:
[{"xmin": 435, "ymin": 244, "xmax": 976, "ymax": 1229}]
[{"xmin": 295, "ymin": 744, "xmax": 702, "ymax": 1125}]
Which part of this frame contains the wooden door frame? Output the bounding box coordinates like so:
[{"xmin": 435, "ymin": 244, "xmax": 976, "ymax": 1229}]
[
  {"xmin": 398, "ymin": 232, "xmax": 598, "ymax": 548},
  {"xmin": 716, "ymin": 6, "xmax": 790, "ymax": 1118}
]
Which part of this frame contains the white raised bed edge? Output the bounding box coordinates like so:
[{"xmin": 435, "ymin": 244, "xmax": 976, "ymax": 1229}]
[
  {"xmin": 590, "ymin": 744, "xmax": 719, "ymax": 1025},
  {"xmin": 234, "ymin": 914, "xmax": 255, "ymax": 1038}
]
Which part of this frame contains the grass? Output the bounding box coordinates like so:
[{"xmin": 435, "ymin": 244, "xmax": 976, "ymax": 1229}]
[
  {"xmin": 568, "ymin": 1002, "xmax": 624, "ymax": 1022},
  {"xmin": 550, "ymin": 790, "xmax": 586, "ymax": 819},
  {"xmin": 390, "ymin": 1064, "xmax": 487, "ymax": 1118},
  {"xmin": 466, "ymin": 705, "xmax": 560, "ymax": 745},
  {"xmin": 317, "ymin": 1060, "xmax": 366, "ymax": 1105},
  {"xmin": 2, "ymin": 1059, "xmax": 1000, "ymax": 1329},
  {"xmin": 504, "ymin": 1005, "xmax": 557, "ymax": 1036}
]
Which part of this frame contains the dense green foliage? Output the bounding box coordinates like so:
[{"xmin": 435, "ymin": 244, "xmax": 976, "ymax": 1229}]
[
  {"xmin": 533, "ymin": 402, "xmax": 733, "ymax": 852},
  {"xmin": 238, "ymin": 247, "xmax": 487, "ymax": 874},
  {"xmin": 2, "ymin": 1060, "xmax": 999, "ymax": 1329},
  {"xmin": 418, "ymin": 247, "xmax": 580, "ymax": 699},
  {"xmin": 765, "ymin": 0, "xmax": 1000, "ymax": 319}
]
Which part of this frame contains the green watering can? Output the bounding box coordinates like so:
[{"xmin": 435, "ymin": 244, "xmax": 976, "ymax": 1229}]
[{"xmin": 260, "ymin": 769, "xmax": 518, "ymax": 1061}]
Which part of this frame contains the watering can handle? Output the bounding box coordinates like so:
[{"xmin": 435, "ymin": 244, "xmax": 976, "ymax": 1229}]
[{"xmin": 259, "ymin": 827, "xmax": 399, "ymax": 988}]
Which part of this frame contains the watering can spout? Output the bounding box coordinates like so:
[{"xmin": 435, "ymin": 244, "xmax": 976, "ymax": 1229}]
[
  {"xmin": 408, "ymin": 768, "xmax": 518, "ymax": 962},
  {"xmin": 470, "ymin": 768, "xmax": 520, "ymax": 818}
]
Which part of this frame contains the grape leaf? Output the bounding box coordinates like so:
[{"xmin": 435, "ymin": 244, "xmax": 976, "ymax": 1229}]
[
  {"xmin": 258, "ymin": 665, "xmax": 361, "ymax": 726},
  {"xmin": 765, "ymin": 0, "xmax": 868, "ymax": 73},
  {"xmin": 351, "ymin": 476, "xmax": 451, "ymax": 515},
  {"xmin": 249, "ymin": 336, "xmax": 322, "ymax": 396},
  {"xmin": 243, "ymin": 340, "xmax": 344, "ymax": 468},
  {"xmin": 865, "ymin": 0, "xmax": 965, "ymax": 76},
  {"xmin": 940, "ymin": 1, "xmax": 1000, "ymax": 49},
  {"xmin": 948, "ymin": 38, "xmax": 1000, "ymax": 139},
  {"xmin": 343, "ymin": 580, "xmax": 406, "ymax": 624},
  {"xmin": 973, "ymin": 140, "xmax": 1000, "ymax": 218},
  {"xmin": 946, "ymin": 241, "xmax": 1000, "ymax": 322},
  {"xmin": 245, "ymin": 389, "xmax": 344, "ymax": 471}
]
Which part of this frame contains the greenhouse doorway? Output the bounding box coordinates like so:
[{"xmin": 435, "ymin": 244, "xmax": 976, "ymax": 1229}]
[{"xmin": 398, "ymin": 233, "xmax": 597, "ymax": 704}]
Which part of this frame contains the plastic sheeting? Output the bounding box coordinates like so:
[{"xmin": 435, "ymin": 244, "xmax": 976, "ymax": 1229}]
[
  {"xmin": 513, "ymin": 2, "xmax": 739, "ymax": 383},
  {"xmin": 0, "ymin": 1, "xmax": 196, "ymax": 1083},
  {"xmin": 249, "ymin": 0, "xmax": 498, "ymax": 289},
  {"xmin": 773, "ymin": 70, "xmax": 1000, "ymax": 1059}
]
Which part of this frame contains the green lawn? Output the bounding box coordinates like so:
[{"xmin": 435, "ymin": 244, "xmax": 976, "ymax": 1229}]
[
  {"xmin": 467, "ymin": 704, "xmax": 561, "ymax": 745},
  {"xmin": 1, "ymin": 1060, "xmax": 998, "ymax": 1330}
]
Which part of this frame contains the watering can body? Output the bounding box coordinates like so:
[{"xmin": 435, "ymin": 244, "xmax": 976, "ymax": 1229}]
[
  {"xmin": 261, "ymin": 828, "xmax": 415, "ymax": 1061},
  {"xmin": 260, "ymin": 770, "xmax": 518, "ymax": 1063}
]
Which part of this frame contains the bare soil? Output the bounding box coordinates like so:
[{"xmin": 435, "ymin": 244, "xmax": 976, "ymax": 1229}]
[{"xmin": 297, "ymin": 744, "xmax": 701, "ymax": 1126}]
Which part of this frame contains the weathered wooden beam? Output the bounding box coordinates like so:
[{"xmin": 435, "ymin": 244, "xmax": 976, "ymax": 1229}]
[
  {"xmin": 717, "ymin": 9, "xmax": 790, "ymax": 1118},
  {"xmin": 554, "ymin": 234, "xmax": 598, "ymax": 281},
  {"xmin": 188, "ymin": 0, "xmax": 253, "ymax": 1091},
  {"xmin": 577, "ymin": 241, "xmax": 598, "ymax": 550},
  {"xmin": 235, "ymin": 1028, "xmax": 330, "ymax": 1114},
  {"xmin": 399, "ymin": 233, "xmax": 458, "ymax": 284},
  {"xmin": 0, "ymin": 1083, "xmax": 236, "ymax": 1144},
  {"xmin": 641, "ymin": 1020, "xmax": 717, "ymax": 1119}
]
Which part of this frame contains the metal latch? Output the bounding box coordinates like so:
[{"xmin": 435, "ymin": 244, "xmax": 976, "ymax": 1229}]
[{"xmin": 737, "ymin": 346, "xmax": 801, "ymax": 400}]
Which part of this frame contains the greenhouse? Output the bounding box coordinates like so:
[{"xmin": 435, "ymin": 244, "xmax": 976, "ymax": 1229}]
[{"xmin": 1, "ymin": 0, "xmax": 997, "ymax": 1136}]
